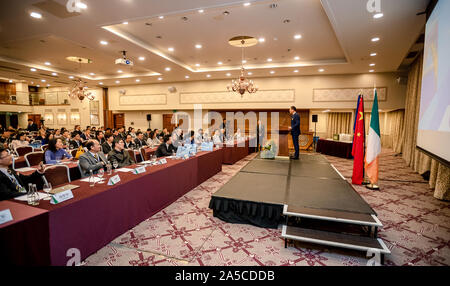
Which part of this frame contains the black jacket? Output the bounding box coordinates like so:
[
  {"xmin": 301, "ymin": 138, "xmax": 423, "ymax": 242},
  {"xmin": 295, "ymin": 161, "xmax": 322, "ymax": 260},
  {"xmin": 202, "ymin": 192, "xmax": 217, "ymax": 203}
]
[
  {"xmin": 69, "ymin": 139, "xmax": 82, "ymax": 149},
  {"xmin": 101, "ymin": 142, "xmax": 113, "ymax": 155},
  {"xmin": 124, "ymin": 141, "xmax": 136, "ymax": 149},
  {"xmin": 291, "ymin": 113, "xmax": 301, "ymax": 136},
  {"xmin": 134, "ymin": 138, "xmax": 147, "ymax": 148},
  {"xmin": 155, "ymin": 143, "xmax": 177, "ymax": 158},
  {"xmin": 0, "ymin": 169, "xmax": 43, "ymax": 201},
  {"xmin": 107, "ymin": 149, "xmax": 134, "ymax": 168},
  {"xmin": 27, "ymin": 123, "xmax": 38, "ymax": 132}
]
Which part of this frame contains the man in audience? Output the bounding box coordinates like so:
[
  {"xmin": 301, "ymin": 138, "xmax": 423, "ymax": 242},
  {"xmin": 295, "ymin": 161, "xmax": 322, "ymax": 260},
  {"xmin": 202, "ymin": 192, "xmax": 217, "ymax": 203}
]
[
  {"xmin": 118, "ymin": 127, "xmax": 127, "ymax": 140},
  {"xmin": 96, "ymin": 131, "xmax": 105, "ymax": 145},
  {"xmin": 81, "ymin": 128, "xmax": 91, "ymax": 141},
  {"xmin": 79, "ymin": 140, "xmax": 108, "ymax": 177},
  {"xmin": 112, "ymin": 129, "xmax": 120, "ymax": 139},
  {"xmin": 156, "ymin": 135, "xmax": 177, "ymax": 158},
  {"xmin": 107, "ymin": 138, "xmax": 134, "ymax": 168},
  {"xmin": 70, "ymin": 133, "xmax": 83, "ymax": 149},
  {"xmin": 124, "ymin": 134, "xmax": 136, "ymax": 149},
  {"xmin": 61, "ymin": 130, "xmax": 71, "ymax": 147},
  {"xmin": 144, "ymin": 128, "xmax": 152, "ymax": 141},
  {"xmin": 102, "ymin": 133, "xmax": 114, "ymax": 155},
  {"xmin": 195, "ymin": 129, "xmax": 204, "ymax": 144},
  {"xmin": 134, "ymin": 131, "xmax": 147, "ymax": 148},
  {"xmin": 185, "ymin": 130, "xmax": 195, "ymax": 145},
  {"xmin": 0, "ymin": 130, "xmax": 12, "ymax": 148},
  {"xmin": 0, "ymin": 147, "xmax": 45, "ymax": 201},
  {"xmin": 11, "ymin": 132, "xmax": 30, "ymax": 150},
  {"xmin": 27, "ymin": 119, "xmax": 38, "ymax": 132},
  {"xmin": 73, "ymin": 125, "xmax": 82, "ymax": 136}
]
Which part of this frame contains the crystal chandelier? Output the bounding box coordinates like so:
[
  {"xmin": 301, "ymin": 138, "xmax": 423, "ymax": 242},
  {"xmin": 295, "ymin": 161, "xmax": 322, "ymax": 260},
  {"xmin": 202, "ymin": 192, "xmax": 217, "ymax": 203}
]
[
  {"xmin": 68, "ymin": 79, "xmax": 95, "ymax": 101},
  {"xmin": 227, "ymin": 38, "xmax": 258, "ymax": 96}
]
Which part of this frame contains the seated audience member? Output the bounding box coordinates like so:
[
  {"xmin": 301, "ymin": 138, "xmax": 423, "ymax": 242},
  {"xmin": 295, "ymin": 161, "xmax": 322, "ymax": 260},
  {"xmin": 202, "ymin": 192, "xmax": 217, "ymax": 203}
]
[
  {"xmin": 134, "ymin": 131, "xmax": 147, "ymax": 148},
  {"xmin": 156, "ymin": 135, "xmax": 177, "ymax": 158},
  {"xmin": 234, "ymin": 128, "xmax": 244, "ymax": 140},
  {"xmin": 144, "ymin": 128, "xmax": 152, "ymax": 141},
  {"xmin": 27, "ymin": 119, "xmax": 38, "ymax": 132},
  {"xmin": 80, "ymin": 129, "xmax": 91, "ymax": 141},
  {"xmin": 101, "ymin": 133, "xmax": 114, "ymax": 155},
  {"xmin": 147, "ymin": 131, "xmax": 161, "ymax": 146},
  {"xmin": 185, "ymin": 130, "xmax": 195, "ymax": 145},
  {"xmin": 44, "ymin": 138, "xmax": 73, "ymax": 164},
  {"xmin": 35, "ymin": 129, "xmax": 46, "ymax": 142},
  {"xmin": 96, "ymin": 131, "xmax": 105, "ymax": 145},
  {"xmin": 124, "ymin": 134, "xmax": 136, "ymax": 149},
  {"xmin": 213, "ymin": 129, "xmax": 222, "ymax": 144},
  {"xmin": 112, "ymin": 129, "xmax": 120, "ymax": 138},
  {"xmin": 69, "ymin": 133, "xmax": 83, "ymax": 149},
  {"xmin": 61, "ymin": 130, "xmax": 71, "ymax": 146},
  {"xmin": 195, "ymin": 129, "xmax": 204, "ymax": 144},
  {"xmin": 129, "ymin": 128, "xmax": 137, "ymax": 139},
  {"xmin": 42, "ymin": 132, "xmax": 54, "ymax": 145},
  {"xmin": 54, "ymin": 129, "xmax": 62, "ymax": 138},
  {"xmin": 11, "ymin": 132, "xmax": 30, "ymax": 150},
  {"xmin": 107, "ymin": 138, "xmax": 134, "ymax": 168},
  {"xmin": 118, "ymin": 127, "xmax": 127, "ymax": 140},
  {"xmin": 0, "ymin": 124, "xmax": 4, "ymax": 133},
  {"xmin": 0, "ymin": 147, "xmax": 45, "ymax": 201},
  {"xmin": 0, "ymin": 130, "xmax": 12, "ymax": 148},
  {"xmin": 79, "ymin": 140, "xmax": 107, "ymax": 177},
  {"xmin": 73, "ymin": 125, "xmax": 82, "ymax": 136}
]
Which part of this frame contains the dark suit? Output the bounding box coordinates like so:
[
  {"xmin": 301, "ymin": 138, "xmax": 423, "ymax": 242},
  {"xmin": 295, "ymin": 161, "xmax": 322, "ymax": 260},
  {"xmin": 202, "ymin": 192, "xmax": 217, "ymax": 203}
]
[
  {"xmin": 257, "ymin": 123, "xmax": 265, "ymax": 150},
  {"xmin": 291, "ymin": 112, "xmax": 301, "ymax": 158},
  {"xmin": 124, "ymin": 141, "xmax": 136, "ymax": 149},
  {"xmin": 78, "ymin": 151, "xmax": 107, "ymax": 178},
  {"xmin": 101, "ymin": 142, "xmax": 113, "ymax": 155},
  {"xmin": 107, "ymin": 149, "xmax": 134, "ymax": 168},
  {"xmin": 155, "ymin": 143, "xmax": 177, "ymax": 158},
  {"xmin": 27, "ymin": 123, "xmax": 38, "ymax": 132},
  {"xmin": 69, "ymin": 139, "xmax": 82, "ymax": 149},
  {"xmin": 0, "ymin": 169, "xmax": 43, "ymax": 201},
  {"xmin": 134, "ymin": 138, "xmax": 147, "ymax": 148}
]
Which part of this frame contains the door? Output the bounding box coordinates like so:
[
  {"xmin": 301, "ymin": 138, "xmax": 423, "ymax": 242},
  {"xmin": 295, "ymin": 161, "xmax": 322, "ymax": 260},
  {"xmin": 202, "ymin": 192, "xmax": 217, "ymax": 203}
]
[
  {"xmin": 28, "ymin": 114, "xmax": 42, "ymax": 129},
  {"xmin": 113, "ymin": 113, "xmax": 125, "ymax": 129},
  {"xmin": 163, "ymin": 114, "xmax": 177, "ymax": 133},
  {"xmin": 10, "ymin": 114, "xmax": 18, "ymax": 129}
]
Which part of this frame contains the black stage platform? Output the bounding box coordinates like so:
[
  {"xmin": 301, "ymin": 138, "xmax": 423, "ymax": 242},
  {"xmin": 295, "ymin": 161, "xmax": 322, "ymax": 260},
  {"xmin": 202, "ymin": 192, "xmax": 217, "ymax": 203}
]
[
  {"xmin": 209, "ymin": 154, "xmax": 376, "ymax": 228},
  {"xmin": 209, "ymin": 153, "xmax": 390, "ymax": 261}
]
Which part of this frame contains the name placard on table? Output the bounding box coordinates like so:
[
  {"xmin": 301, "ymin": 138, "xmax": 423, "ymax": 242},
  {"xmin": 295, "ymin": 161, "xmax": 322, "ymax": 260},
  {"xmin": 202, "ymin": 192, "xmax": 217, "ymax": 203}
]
[
  {"xmin": 50, "ymin": 190, "xmax": 74, "ymax": 205},
  {"xmin": 133, "ymin": 166, "xmax": 146, "ymax": 174},
  {"xmin": 0, "ymin": 209, "xmax": 13, "ymax": 225},
  {"xmin": 108, "ymin": 175, "xmax": 121, "ymax": 185}
]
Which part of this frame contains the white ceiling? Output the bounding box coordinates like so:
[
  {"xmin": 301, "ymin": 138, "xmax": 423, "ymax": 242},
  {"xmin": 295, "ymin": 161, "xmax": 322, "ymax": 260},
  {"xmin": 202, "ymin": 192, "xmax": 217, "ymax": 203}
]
[{"xmin": 0, "ymin": 0, "xmax": 429, "ymax": 87}]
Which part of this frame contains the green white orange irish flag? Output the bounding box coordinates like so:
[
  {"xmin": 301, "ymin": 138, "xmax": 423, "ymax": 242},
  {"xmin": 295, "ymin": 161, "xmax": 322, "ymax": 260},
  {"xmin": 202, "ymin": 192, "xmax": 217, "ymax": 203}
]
[{"xmin": 365, "ymin": 88, "xmax": 381, "ymax": 185}]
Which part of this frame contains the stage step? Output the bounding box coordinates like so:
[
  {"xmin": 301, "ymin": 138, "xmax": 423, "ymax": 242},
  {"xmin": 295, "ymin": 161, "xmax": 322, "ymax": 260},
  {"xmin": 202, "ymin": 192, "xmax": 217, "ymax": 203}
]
[
  {"xmin": 281, "ymin": 225, "xmax": 391, "ymax": 260},
  {"xmin": 283, "ymin": 205, "xmax": 382, "ymax": 227}
]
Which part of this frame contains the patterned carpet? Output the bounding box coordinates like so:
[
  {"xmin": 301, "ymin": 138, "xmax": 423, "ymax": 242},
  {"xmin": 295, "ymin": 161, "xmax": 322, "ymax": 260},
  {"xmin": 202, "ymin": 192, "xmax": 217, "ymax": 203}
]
[{"xmin": 83, "ymin": 149, "xmax": 450, "ymax": 266}]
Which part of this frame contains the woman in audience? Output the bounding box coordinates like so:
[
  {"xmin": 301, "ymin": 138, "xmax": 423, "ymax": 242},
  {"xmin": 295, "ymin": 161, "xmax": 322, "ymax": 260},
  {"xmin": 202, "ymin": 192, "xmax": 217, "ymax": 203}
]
[
  {"xmin": 129, "ymin": 128, "xmax": 137, "ymax": 139},
  {"xmin": 42, "ymin": 132, "xmax": 54, "ymax": 145},
  {"xmin": 234, "ymin": 128, "xmax": 244, "ymax": 140},
  {"xmin": 213, "ymin": 129, "xmax": 222, "ymax": 144},
  {"xmin": 44, "ymin": 138, "xmax": 72, "ymax": 164},
  {"xmin": 34, "ymin": 129, "xmax": 46, "ymax": 142},
  {"xmin": 11, "ymin": 132, "xmax": 30, "ymax": 150}
]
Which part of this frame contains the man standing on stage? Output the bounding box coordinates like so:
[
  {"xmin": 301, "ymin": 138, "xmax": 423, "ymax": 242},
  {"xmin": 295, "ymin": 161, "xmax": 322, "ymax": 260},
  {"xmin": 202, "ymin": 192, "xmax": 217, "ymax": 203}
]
[{"xmin": 288, "ymin": 106, "xmax": 300, "ymax": 160}]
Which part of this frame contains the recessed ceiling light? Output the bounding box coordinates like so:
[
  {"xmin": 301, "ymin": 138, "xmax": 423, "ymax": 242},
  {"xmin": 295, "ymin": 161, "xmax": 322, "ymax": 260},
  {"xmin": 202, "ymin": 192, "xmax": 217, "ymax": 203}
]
[
  {"xmin": 100, "ymin": 40, "xmax": 108, "ymax": 45},
  {"xmin": 76, "ymin": 2, "xmax": 87, "ymax": 9},
  {"xmin": 118, "ymin": 70, "xmax": 123, "ymax": 73},
  {"xmin": 369, "ymin": 70, "xmax": 374, "ymax": 73},
  {"xmin": 244, "ymin": 2, "xmax": 251, "ymax": 6},
  {"xmin": 51, "ymin": 73, "xmax": 58, "ymax": 76},
  {"xmin": 37, "ymin": 85, "xmax": 40, "ymax": 87},
  {"xmin": 139, "ymin": 56, "xmax": 145, "ymax": 61},
  {"xmin": 185, "ymin": 75, "xmax": 190, "ymax": 79},
  {"xmin": 258, "ymin": 37, "xmax": 265, "ymax": 43},
  {"xmin": 294, "ymin": 70, "xmax": 299, "ymax": 73},
  {"xmin": 89, "ymin": 73, "xmax": 95, "ymax": 76},
  {"xmin": 270, "ymin": 71, "xmax": 275, "ymax": 74},
  {"xmin": 226, "ymin": 73, "xmax": 231, "ymax": 76},
  {"xmin": 195, "ymin": 63, "xmax": 200, "ymax": 67},
  {"xmin": 242, "ymin": 60, "xmax": 247, "ymax": 64},
  {"xmin": 294, "ymin": 34, "xmax": 302, "ymax": 39},
  {"xmin": 30, "ymin": 12, "xmax": 42, "ymax": 19},
  {"xmin": 370, "ymin": 63, "xmax": 376, "ymax": 66},
  {"xmin": 218, "ymin": 61, "xmax": 223, "ymax": 65},
  {"xmin": 44, "ymin": 62, "xmax": 51, "ymax": 66},
  {"xmin": 30, "ymin": 68, "xmax": 37, "ymax": 72},
  {"xmin": 158, "ymin": 77, "xmax": 163, "ymax": 81},
  {"xmin": 206, "ymin": 74, "xmax": 211, "ymax": 78},
  {"xmin": 267, "ymin": 58, "xmax": 272, "ymax": 62},
  {"xmin": 99, "ymin": 82, "xmax": 103, "ymax": 85},
  {"xmin": 41, "ymin": 79, "xmax": 46, "ymax": 82},
  {"xmin": 370, "ymin": 53, "xmax": 377, "ymax": 57},
  {"xmin": 168, "ymin": 47, "xmax": 174, "ymax": 52},
  {"xmin": 371, "ymin": 37, "xmax": 380, "ymax": 42},
  {"xmin": 248, "ymin": 72, "xmax": 252, "ymax": 75},
  {"xmin": 115, "ymin": 81, "xmax": 120, "ymax": 84},
  {"xmin": 123, "ymin": 21, "xmax": 129, "ymax": 25},
  {"xmin": 198, "ymin": 9, "xmax": 204, "ymax": 13},
  {"xmin": 195, "ymin": 44, "xmax": 202, "ymax": 49},
  {"xmin": 318, "ymin": 68, "xmax": 325, "ymax": 72},
  {"xmin": 159, "ymin": 16, "xmax": 164, "ymax": 19},
  {"xmin": 165, "ymin": 67, "xmax": 171, "ymax": 71},
  {"xmin": 31, "ymin": 82, "xmax": 34, "ymax": 84},
  {"xmin": 47, "ymin": 84, "xmax": 50, "ymax": 87},
  {"xmin": 373, "ymin": 13, "xmax": 384, "ymax": 19},
  {"xmin": 294, "ymin": 56, "xmax": 300, "ymax": 60},
  {"xmin": 9, "ymin": 80, "xmax": 13, "ymax": 83},
  {"xmin": 69, "ymin": 76, "xmax": 74, "ymax": 79},
  {"xmin": 136, "ymin": 79, "xmax": 140, "ymax": 82}
]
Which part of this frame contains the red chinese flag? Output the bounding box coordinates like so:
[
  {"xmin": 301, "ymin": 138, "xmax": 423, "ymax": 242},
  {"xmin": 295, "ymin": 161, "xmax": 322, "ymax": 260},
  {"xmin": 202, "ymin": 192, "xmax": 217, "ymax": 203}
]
[{"xmin": 352, "ymin": 97, "xmax": 365, "ymax": 185}]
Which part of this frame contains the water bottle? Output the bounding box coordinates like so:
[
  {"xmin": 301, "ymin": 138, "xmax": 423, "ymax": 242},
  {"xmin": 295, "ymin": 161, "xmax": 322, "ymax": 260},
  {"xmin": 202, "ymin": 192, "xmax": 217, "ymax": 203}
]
[
  {"xmin": 27, "ymin": 183, "xmax": 34, "ymax": 205},
  {"xmin": 89, "ymin": 170, "xmax": 95, "ymax": 187}
]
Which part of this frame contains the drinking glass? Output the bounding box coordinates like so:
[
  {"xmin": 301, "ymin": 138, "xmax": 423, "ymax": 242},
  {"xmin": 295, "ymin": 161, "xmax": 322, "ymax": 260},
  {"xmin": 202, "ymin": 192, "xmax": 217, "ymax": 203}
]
[
  {"xmin": 106, "ymin": 163, "xmax": 112, "ymax": 175},
  {"xmin": 43, "ymin": 182, "xmax": 52, "ymax": 201},
  {"xmin": 112, "ymin": 160, "xmax": 119, "ymax": 170},
  {"xmin": 98, "ymin": 168, "xmax": 104, "ymax": 180}
]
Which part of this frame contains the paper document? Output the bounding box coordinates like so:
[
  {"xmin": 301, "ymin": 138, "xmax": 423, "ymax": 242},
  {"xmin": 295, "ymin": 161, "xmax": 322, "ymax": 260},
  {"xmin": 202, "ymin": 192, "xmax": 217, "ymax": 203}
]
[
  {"xmin": 80, "ymin": 177, "xmax": 104, "ymax": 183},
  {"xmin": 14, "ymin": 192, "xmax": 48, "ymax": 202},
  {"xmin": 115, "ymin": 168, "xmax": 134, "ymax": 172}
]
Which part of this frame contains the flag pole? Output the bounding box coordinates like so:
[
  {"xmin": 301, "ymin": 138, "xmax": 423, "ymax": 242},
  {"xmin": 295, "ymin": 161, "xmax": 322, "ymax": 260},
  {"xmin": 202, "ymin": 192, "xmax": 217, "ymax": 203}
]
[
  {"xmin": 366, "ymin": 83, "xmax": 380, "ymax": 190},
  {"xmin": 361, "ymin": 91, "xmax": 370, "ymax": 185}
]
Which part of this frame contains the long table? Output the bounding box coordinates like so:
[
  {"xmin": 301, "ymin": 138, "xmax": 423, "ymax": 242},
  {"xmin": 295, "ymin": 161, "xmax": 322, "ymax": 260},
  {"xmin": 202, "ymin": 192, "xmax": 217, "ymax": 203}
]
[
  {"xmin": 316, "ymin": 138, "xmax": 353, "ymax": 159},
  {"xmin": 1, "ymin": 148, "xmax": 223, "ymax": 266},
  {"xmin": 222, "ymin": 138, "xmax": 254, "ymax": 165}
]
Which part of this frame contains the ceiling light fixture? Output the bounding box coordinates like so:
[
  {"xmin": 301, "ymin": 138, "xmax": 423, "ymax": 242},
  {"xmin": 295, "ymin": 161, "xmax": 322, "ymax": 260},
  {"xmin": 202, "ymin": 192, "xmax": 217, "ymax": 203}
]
[
  {"xmin": 100, "ymin": 40, "xmax": 108, "ymax": 45},
  {"xmin": 373, "ymin": 13, "xmax": 384, "ymax": 19},
  {"xmin": 195, "ymin": 63, "xmax": 200, "ymax": 67},
  {"xmin": 69, "ymin": 76, "xmax": 74, "ymax": 79},
  {"xmin": 44, "ymin": 62, "xmax": 51, "ymax": 66},
  {"xmin": 158, "ymin": 77, "xmax": 163, "ymax": 81},
  {"xmin": 294, "ymin": 70, "xmax": 299, "ymax": 73},
  {"xmin": 294, "ymin": 56, "xmax": 300, "ymax": 60},
  {"xmin": 168, "ymin": 47, "xmax": 174, "ymax": 52},
  {"xmin": 99, "ymin": 82, "xmax": 103, "ymax": 85},
  {"xmin": 370, "ymin": 63, "xmax": 376, "ymax": 66},
  {"xmin": 195, "ymin": 44, "xmax": 202, "ymax": 49},
  {"xmin": 369, "ymin": 70, "xmax": 374, "ymax": 72},
  {"xmin": 159, "ymin": 16, "xmax": 164, "ymax": 19},
  {"xmin": 371, "ymin": 37, "xmax": 380, "ymax": 42},
  {"xmin": 247, "ymin": 72, "xmax": 252, "ymax": 75},
  {"xmin": 118, "ymin": 70, "xmax": 123, "ymax": 73},
  {"xmin": 226, "ymin": 73, "xmax": 231, "ymax": 76},
  {"xmin": 68, "ymin": 79, "xmax": 94, "ymax": 101},
  {"xmin": 116, "ymin": 80, "xmax": 120, "ymax": 84},
  {"xmin": 242, "ymin": 60, "xmax": 247, "ymax": 64},
  {"xmin": 9, "ymin": 80, "xmax": 13, "ymax": 83},
  {"xmin": 41, "ymin": 79, "xmax": 46, "ymax": 82},
  {"xmin": 227, "ymin": 36, "xmax": 258, "ymax": 96},
  {"xmin": 30, "ymin": 12, "xmax": 42, "ymax": 19},
  {"xmin": 198, "ymin": 9, "xmax": 204, "ymax": 13},
  {"xmin": 244, "ymin": 2, "xmax": 251, "ymax": 7},
  {"xmin": 89, "ymin": 73, "xmax": 95, "ymax": 76},
  {"xmin": 294, "ymin": 34, "xmax": 302, "ymax": 39},
  {"xmin": 123, "ymin": 21, "xmax": 129, "ymax": 25},
  {"xmin": 136, "ymin": 79, "xmax": 140, "ymax": 82},
  {"xmin": 267, "ymin": 58, "xmax": 272, "ymax": 62},
  {"xmin": 270, "ymin": 71, "xmax": 275, "ymax": 74},
  {"xmin": 52, "ymin": 73, "xmax": 58, "ymax": 76},
  {"xmin": 165, "ymin": 67, "xmax": 171, "ymax": 71},
  {"xmin": 370, "ymin": 53, "xmax": 377, "ymax": 56},
  {"xmin": 139, "ymin": 56, "xmax": 145, "ymax": 61},
  {"xmin": 318, "ymin": 68, "xmax": 325, "ymax": 72},
  {"xmin": 258, "ymin": 38, "xmax": 265, "ymax": 43},
  {"xmin": 185, "ymin": 75, "xmax": 190, "ymax": 79},
  {"xmin": 30, "ymin": 68, "xmax": 37, "ymax": 72},
  {"xmin": 76, "ymin": 2, "xmax": 87, "ymax": 9},
  {"xmin": 206, "ymin": 74, "xmax": 211, "ymax": 78},
  {"xmin": 218, "ymin": 61, "xmax": 223, "ymax": 65}
]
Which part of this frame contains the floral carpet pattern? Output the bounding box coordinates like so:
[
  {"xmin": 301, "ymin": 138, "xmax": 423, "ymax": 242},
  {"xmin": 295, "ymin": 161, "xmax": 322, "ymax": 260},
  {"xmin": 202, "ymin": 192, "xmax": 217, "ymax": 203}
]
[{"xmin": 83, "ymin": 149, "xmax": 450, "ymax": 266}]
